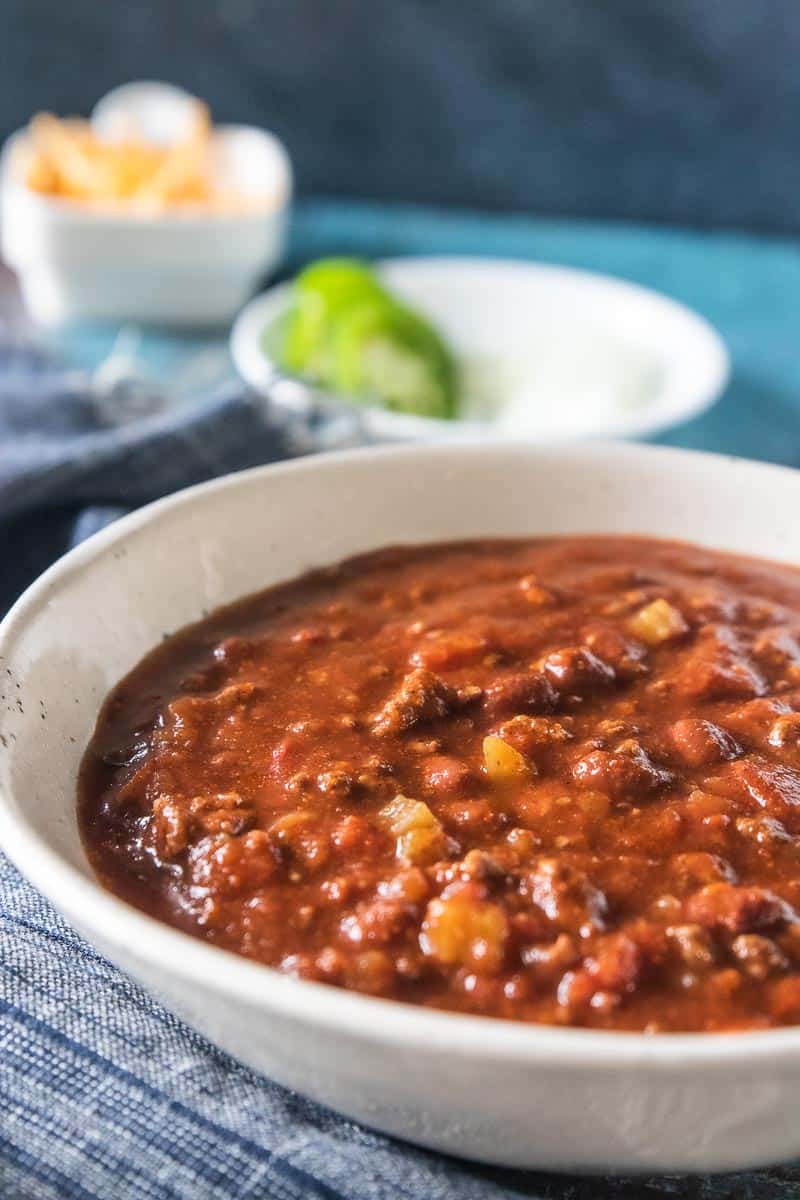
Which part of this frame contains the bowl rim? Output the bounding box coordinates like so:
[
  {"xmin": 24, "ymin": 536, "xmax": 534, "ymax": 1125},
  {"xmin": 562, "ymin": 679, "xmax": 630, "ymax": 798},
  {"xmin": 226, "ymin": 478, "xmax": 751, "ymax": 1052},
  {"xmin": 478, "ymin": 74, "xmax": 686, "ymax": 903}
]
[
  {"xmin": 0, "ymin": 123, "xmax": 293, "ymax": 227},
  {"xmin": 229, "ymin": 256, "xmax": 731, "ymax": 441},
  {"xmin": 3, "ymin": 438, "xmax": 800, "ymax": 1070}
]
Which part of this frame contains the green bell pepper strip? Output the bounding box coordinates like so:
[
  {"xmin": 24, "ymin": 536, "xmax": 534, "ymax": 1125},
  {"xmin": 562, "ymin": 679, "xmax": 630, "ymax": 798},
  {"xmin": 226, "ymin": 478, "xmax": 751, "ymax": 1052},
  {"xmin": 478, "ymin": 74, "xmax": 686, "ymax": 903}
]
[
  {"xmin": 332, "ymin": 299, "xmax": 458, "ymax": 420},
  {"xmin": 281, "ymin": 259, "xmax": 385, "ymax": 378}
]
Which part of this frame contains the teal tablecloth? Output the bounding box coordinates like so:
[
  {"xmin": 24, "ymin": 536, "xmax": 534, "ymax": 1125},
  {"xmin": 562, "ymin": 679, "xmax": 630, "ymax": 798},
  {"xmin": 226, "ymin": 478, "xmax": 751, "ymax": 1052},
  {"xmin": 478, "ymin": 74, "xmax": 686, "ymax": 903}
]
[
  {"xmin": 52, "ymin": 200, "xmax": 800, "ymax": 467},
  {"xmin": 287, "ymin": 201, "xmax": 800, "ymax": 465}
]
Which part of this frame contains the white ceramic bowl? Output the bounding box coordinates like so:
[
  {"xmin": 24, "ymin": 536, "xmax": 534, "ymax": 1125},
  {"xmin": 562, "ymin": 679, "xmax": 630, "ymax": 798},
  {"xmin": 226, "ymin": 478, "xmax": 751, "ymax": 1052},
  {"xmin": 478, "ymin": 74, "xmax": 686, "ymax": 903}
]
[
  {"xmin": 3, "ymin": 442, "xmax": 800, "ymax": 1175},
  {"xmin": 0, "ymin": 103, "xmax": 291, "ymax": 327},
  {"xmin": 231, "ymin": 258, "xmax": 730, "ymax": 442}
]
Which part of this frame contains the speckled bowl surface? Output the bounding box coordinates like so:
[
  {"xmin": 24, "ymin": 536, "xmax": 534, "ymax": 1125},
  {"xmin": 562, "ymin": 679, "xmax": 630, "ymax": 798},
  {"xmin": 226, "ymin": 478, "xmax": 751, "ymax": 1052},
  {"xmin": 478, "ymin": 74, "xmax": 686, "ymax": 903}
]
[{"xmin": 2, "ymin": 441, "xmax": 800, "ymax": 1173}]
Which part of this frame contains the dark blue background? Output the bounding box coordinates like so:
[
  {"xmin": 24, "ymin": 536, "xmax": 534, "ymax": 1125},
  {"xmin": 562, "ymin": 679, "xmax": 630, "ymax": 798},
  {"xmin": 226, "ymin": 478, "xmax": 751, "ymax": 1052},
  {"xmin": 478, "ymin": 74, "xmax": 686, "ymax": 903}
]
[{"xmin": 3, "ymin": 0, "xmax": 800, "ymax": 232}]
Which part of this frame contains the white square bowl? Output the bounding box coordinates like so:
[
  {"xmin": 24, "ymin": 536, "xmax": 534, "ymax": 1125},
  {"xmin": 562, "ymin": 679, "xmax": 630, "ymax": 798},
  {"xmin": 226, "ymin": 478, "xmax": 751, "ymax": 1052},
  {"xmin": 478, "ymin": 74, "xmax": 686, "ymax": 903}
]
[{"xmin": 0, "ymin": 123, "xmax": 292, "ymax": 327}]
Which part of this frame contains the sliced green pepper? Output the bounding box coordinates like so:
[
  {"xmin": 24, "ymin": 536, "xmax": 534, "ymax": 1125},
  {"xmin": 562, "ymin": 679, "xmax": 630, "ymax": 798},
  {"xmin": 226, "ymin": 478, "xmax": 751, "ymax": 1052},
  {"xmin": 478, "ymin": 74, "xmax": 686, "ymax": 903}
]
[
  {"xmin": 277, "ymin": 256, "xmax": 459, "ymax": 418},
  {"xmin": 332, "ymin": 299, "xmax": 458, "ymax": 420},
  {"xmin": 281, "ymin": 258, "xmax": 385, "ymax": 378}
]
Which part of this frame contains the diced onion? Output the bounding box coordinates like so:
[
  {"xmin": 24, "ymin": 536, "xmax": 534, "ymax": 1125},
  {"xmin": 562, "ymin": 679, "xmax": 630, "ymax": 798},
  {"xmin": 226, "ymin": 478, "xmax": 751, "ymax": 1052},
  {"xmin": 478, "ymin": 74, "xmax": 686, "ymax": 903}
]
[
  {"xmin": 629, "ymin": 598, "xmax": 688, "ymax": 645},
  {"xmin": 482, "ymin": 734, "xmax": 533, "ymax": 781}
]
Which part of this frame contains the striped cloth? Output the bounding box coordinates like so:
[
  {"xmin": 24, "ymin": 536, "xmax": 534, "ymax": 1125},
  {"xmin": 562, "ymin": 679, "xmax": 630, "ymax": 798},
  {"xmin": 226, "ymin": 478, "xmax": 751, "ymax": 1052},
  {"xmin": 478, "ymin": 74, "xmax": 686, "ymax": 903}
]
[{"xmin": 0, "ymin": 333, "xmax": 302, "ymax": 616}]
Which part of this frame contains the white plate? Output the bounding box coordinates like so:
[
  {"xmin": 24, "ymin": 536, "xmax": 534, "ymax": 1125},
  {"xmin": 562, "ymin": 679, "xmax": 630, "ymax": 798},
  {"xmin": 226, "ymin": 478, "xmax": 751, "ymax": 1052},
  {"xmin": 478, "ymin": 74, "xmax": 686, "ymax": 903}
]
[
  {"xmin": 3, "ymin": 441, "xmax": 800, "ymax": 1174},
  {"xmin": 231, "ymin": 257, "xmax": 729, "ymax": 441}
]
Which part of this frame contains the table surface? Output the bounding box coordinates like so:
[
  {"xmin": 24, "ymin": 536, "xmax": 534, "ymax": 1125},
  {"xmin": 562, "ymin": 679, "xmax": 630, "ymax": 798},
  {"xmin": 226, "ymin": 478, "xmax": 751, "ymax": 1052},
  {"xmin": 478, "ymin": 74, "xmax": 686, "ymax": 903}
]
[
  {"xmin": 3, "ymin": 200, "xmax": 800, "ymax": 1199},
  {"xmin": 290, "ymin": 202, "xmax": 800, "ymax": 469},
  {"xmin": 4, "ymin": 199, "xmax": 800, "ymax": 470}
]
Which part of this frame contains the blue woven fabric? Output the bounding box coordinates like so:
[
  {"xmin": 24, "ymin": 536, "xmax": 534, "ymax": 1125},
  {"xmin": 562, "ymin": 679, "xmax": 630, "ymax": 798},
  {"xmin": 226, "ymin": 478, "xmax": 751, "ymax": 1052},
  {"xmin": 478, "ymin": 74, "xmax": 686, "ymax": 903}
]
[
  {"xmin": 0, "ymin": 344, "xmax": 300, "ymax": 615},
  {"xmin": 4, "ymin": 202, "xmax": 800, "ymax": 1199}
]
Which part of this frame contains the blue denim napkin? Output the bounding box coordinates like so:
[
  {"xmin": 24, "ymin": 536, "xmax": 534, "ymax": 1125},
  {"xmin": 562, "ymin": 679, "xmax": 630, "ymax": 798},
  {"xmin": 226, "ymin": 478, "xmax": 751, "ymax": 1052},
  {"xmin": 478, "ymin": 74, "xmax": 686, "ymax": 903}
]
[{"xmin": 0, "ymin": 333, "xmax": 303, "ymax": 616}]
